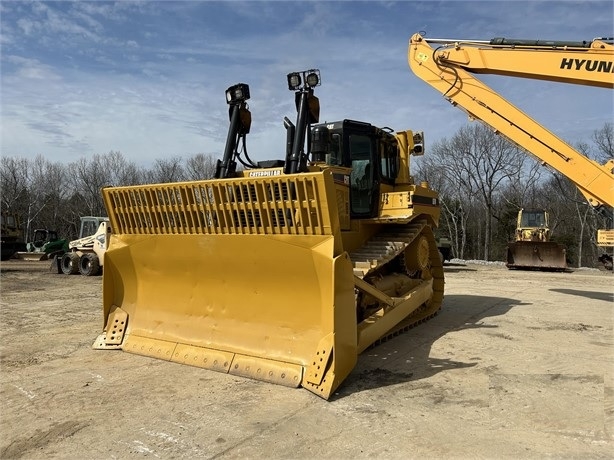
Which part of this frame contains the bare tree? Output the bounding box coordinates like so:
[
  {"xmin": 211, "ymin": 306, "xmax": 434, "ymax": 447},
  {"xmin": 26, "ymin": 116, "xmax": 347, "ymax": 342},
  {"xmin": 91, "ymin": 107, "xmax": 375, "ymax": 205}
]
[
  {"xmin": 185, "ymin": 153, "xmax": 217, "ymax": 180},
  {"xmin": 104, "ymin": 151, "xmax": 142, "ymax": 186},
  {"xmin": 0, "ymin": 156, "xmax": 30, "ymax": 212},
  {"xmin": 67, "ymin": 156, "xmax": 109, "ymax": 218},
  {"xmin": 501, "ymin": 154, "xmax": 543, "ymax": 209},
  {"xmin": 143, "ymin": 156, "xmax": 186, "ymax": 183},
  {"xmin": 540, "ymin": 174, "xmax": 587, "ymax": 266},
  {"xmin": 22, "ymin": 155, "xmax": 70, "ymax": 240},
  {"xmin": 592, "ymin": 122, "xmax": 614, "ymax": 162},
  {"xmin": 2, "ymin": 120, "xmax": 609, "ymax": 265},
  {"xmin": 427, "ymin": 124, "xmax": 526, "ymax": 260},
  {"xmin": 415, "ymin": 153, "xmax": 469, "ymax": 259}
]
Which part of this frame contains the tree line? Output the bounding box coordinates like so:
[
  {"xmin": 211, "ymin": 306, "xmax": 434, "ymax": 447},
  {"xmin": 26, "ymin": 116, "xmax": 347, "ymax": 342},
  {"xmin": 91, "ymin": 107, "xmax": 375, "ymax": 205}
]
[
  {"xmin": 0, "ymin": 152, "xmax": 217, "ymax": 243},
  {"xmin": 1, "ymin": 122, "xmax": 612, "ymax": 267},
  {"xmin": 416, "ymin": 122, "xmax": 613, "ymax": 267}
]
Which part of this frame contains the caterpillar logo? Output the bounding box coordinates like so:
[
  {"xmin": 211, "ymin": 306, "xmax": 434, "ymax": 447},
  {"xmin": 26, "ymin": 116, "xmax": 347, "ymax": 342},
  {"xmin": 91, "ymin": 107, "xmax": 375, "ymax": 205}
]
[
  {"xmin": 248, "ymin": 170, "xmax": 281, "ymax": 177},
  {"xmin": 560, "ymin": 58, "xmax": 613, "ymax": 73}
]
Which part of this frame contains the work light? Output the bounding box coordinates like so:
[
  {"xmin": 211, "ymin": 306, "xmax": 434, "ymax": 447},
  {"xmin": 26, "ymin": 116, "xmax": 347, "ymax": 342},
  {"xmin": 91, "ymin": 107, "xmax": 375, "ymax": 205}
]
[
  {"xmin": 287, "ymin": 72, "xmax": 302, "ymax": 90},
  {"xmin": 305, "ymin": 70, "xmax": 320, "ymax": 88},
  {"xmin": 225, "ymin": 83, "xmax": 250, "ymax": 104},
  {"xmin": 287, "ymin": 69, "xmax": 321, "ymax": 91}
]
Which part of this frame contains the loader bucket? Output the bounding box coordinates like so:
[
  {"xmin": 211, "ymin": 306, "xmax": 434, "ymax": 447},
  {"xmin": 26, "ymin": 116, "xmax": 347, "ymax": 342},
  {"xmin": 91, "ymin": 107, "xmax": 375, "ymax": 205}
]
[
  {"xmin": 506, "ymin": 241, "xmax": 567, "ymax": 271},
  {"xmin": 16, "ymin": 251, "xmax": 48, "ymax": 261},
  {"xmin": 93, "ymin": 171, "xmax": 359, "ymax": 399}
]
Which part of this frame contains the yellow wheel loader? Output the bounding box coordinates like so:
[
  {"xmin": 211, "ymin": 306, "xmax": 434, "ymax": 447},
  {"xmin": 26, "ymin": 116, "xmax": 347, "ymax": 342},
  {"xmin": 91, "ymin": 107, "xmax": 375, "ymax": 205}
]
[
  {"xmin": 506, "ymin": 209, "xmax": 567, "ymax": 271},
  {"xmin": 93, "ymin": 70, "xmax": 443, "ymax": 399}
]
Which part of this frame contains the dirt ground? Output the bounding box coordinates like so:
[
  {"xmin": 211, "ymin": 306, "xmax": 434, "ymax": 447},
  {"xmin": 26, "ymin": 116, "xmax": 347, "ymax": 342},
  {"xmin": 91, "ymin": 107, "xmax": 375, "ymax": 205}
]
[{"xmin": 0, "ymin": 259, "xmax": 612, "ymax": 459}]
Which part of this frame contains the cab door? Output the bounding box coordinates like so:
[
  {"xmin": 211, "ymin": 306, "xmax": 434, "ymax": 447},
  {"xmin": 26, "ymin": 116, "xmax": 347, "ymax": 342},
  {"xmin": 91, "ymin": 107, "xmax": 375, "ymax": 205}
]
[{"xmin": 348, "ymin": 133, "xmax": 379, "ymax": 218}]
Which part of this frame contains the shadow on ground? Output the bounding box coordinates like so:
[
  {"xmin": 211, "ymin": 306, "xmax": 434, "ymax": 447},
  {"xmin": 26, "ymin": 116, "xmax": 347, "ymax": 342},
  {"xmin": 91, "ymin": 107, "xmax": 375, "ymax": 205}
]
[
  {"xmin": 442, "ymin": 265, "xmax": 478, "ymax": 274},
  {"xmin": 334, "ymin": 294, "xmax": 528, "ymax": 400},
  {"xmin": 550, "ymin": 288, "xmax": 613, "ymax": 303}
]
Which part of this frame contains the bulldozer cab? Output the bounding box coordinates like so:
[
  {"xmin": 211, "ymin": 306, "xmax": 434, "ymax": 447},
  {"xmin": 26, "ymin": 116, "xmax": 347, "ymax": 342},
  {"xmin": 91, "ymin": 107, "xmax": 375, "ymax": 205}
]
[
  {"xmin": 519, "ymin": 210, "xmax": 547, "ymax": 229},
  {"xmin": 515, "ymin": 209, "xmax": 550, "ymax": 242},
  {"xmin": 315, "ymin": 120, "xmax": 398, "ymax": 219},
  {"xmin": 1, "ymin": 213, "xmax": 18, "ymax": 231}
]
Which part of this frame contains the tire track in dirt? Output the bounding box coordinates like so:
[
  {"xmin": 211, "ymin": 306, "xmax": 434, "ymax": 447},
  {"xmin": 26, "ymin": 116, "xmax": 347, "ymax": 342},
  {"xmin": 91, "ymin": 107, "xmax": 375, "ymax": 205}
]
[{"xmin": 0, "ymin": 420, "xmax": 88, "ymax": 459}]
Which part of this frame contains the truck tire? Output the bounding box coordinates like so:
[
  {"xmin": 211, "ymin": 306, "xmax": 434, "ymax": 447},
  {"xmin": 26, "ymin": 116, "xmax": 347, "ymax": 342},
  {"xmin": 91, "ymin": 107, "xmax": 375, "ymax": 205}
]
[
  {"xmin": 60, "ymin": 252, "xmax": 79, "ymax": 275},
  {"xmin": 61, "ymin": 253, "xmax": 80, "ymax": 275},
  {"xmin": 79, "ymin": 253, "xmax": 100, "ymax": 276}
]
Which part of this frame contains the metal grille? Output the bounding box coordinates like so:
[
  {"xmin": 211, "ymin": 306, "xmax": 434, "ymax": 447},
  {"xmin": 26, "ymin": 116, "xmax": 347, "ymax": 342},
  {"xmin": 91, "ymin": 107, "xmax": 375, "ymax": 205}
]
[{"xmin": 102, "ymin": 174, "xmax": 333, "ymax": 236}]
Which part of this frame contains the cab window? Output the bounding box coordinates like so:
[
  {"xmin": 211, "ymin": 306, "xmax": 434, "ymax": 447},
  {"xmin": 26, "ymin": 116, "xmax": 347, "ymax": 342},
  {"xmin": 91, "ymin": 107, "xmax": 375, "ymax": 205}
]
[
  {"xmin": 349, "ymin": 134, "xmax": 374, "ymax": 215},
  {"xmin": 80, "ymin": 220, "xmax": 99, "ymax": 238},
  {"xmin": 325, "ymin": 133, "xmax": 343, "ymax": 166},
  {"xmin": 521, "ymin": 212, "xmax": 545, "ymax": 227},
  {"xmin": 379, "ymin": 140, "xmax": 398, "ymax": 183}
]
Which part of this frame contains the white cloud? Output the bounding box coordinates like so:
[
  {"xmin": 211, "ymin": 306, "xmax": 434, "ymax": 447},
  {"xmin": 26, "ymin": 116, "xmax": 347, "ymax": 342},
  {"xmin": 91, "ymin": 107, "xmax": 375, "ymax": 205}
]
[
  {"xmin": 0, "ymin": 0, "xmax": 612, "ymax": 167},
  {"xmin": 17, "ymin": 18, "xmax": 36, "ymax": 35},
  {"xmin": 4, "ymin": 55, "xmax": 61, "ymax": 80}
]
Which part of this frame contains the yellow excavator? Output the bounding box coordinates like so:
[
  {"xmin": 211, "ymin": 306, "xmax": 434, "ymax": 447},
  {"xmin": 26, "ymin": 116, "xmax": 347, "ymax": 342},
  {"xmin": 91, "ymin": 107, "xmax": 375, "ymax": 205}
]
[
  {"xmin": 506, "ymin": 209, "xmax": 567, "ymax": 270},
  {"xmin": 408, "ymin": 33, "xmax": 614, "ymax": 269},
  {"xmin": 93, "ymin": 70, "xmax": 443, "ymax": 399}
]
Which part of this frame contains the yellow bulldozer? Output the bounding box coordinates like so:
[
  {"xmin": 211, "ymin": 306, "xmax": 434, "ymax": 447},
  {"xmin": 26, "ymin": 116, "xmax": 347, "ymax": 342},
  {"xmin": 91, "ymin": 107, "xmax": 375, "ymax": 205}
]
[
  {"xmin": 93, "ymin": 70, "xmax": 444, "ymax": 399},
  {"xmin": 506, "ymin": 209, "xmax": 567, "ymax": 271}
]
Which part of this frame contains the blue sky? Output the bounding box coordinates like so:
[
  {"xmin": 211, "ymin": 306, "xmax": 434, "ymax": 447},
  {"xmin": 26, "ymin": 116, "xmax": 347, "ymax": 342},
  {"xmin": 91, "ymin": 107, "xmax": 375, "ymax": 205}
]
[{"xmin": 1, "ymin": 1, "xmax": 613, "ymax": 167}]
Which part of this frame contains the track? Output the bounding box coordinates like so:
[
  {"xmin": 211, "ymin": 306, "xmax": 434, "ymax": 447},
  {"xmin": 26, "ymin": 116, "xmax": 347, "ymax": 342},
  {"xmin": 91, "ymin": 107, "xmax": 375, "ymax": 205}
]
[{"xmin": 349, "ymin": 221, "xmax": 445, "ymax": 347}]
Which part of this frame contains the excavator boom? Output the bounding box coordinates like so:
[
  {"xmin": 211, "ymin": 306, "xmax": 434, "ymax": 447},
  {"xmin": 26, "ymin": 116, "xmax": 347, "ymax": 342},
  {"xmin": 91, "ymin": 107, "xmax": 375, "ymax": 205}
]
[
  {"xmin": 408, "ymin": 33, "xmax": 614, "ymax": 210},
  {"xmin": 420, "ymin": 36, "xmax": 614, "ymax": 88}
]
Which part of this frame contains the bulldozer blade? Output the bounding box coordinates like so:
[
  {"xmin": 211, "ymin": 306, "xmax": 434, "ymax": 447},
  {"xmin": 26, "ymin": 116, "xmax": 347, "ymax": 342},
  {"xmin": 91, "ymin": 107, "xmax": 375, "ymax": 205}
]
[
  {"xmin": 506, "ymin": 241, "xmax": 567, "ymax": 271},
  {"xmin": 94, "ymin": 172, "xmax": 360, "ymax": 399},
  {"xmin": 16, "ymin": 251, "xmax": 48, "ymax": 261}
]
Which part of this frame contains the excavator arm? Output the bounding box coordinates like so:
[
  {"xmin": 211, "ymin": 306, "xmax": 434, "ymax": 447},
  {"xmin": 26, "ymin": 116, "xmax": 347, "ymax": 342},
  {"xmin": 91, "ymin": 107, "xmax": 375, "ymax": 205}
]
[{"xmin": 408, "ymin": 33, "xmax": 614, "ymax": 209}]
